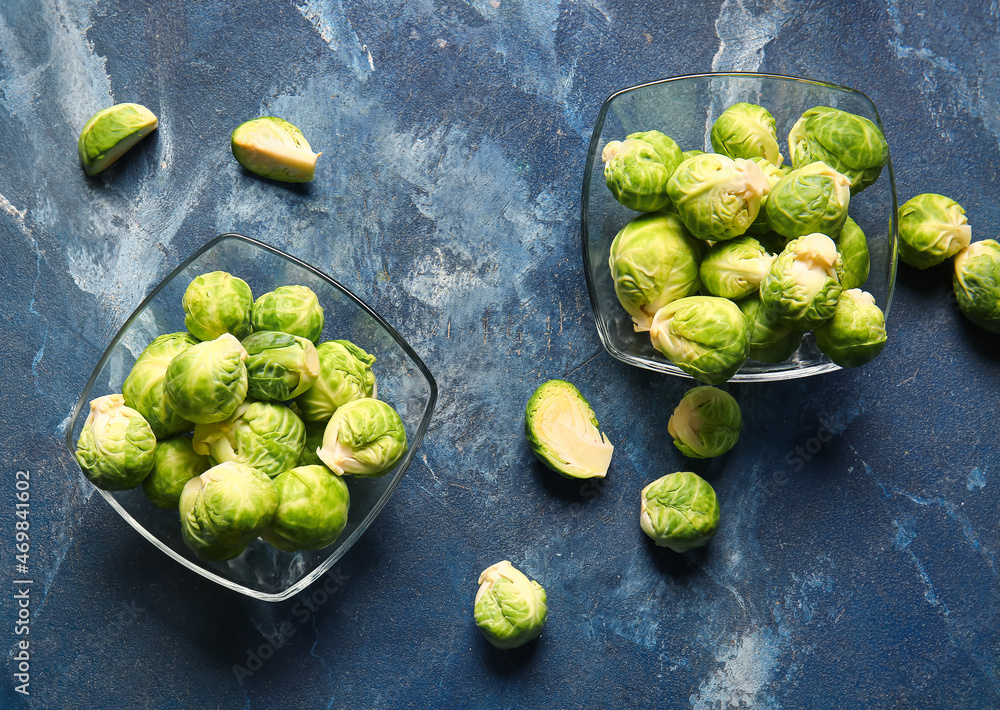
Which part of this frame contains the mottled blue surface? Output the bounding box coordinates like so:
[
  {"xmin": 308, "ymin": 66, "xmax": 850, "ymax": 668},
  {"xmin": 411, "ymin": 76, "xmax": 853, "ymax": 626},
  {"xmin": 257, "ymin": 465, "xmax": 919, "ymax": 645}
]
[{"xmin": 1, "ymin": 0, "xmax": 999, "ymax": 707}]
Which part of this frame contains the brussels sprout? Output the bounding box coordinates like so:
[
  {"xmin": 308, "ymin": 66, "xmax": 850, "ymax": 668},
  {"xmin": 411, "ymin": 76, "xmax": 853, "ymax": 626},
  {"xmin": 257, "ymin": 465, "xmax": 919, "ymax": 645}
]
[
  {"xmin": 897, "ymin": 193, "xmax": 972, "ymax": 270},
  {"xmin": 295, "ymin": 340, "xmax": 377, "ymax": 422},
  {"xmin": 78, "ymin": 103, "xmax": 158, "ymax": 176},
  {"xmin": 262, "ymin": 465, "xmax": 350, "ymax": 552},
  {"xmin": 668, "ymin": 386, "xmax": 742, "ymax": 458},
  {"xmin": 953, "ymin": 240, "xmax": 1000, "ymax": 333},
  {"xmin": 231, "ymin": 117, "xmax": 321, "ymax": 183},
  {"xmin": 640, "ymin": 471, "xmax": 720, "ymax": 552},
  {"xmin": 524, "ymin": 379, "xmax": 614, "ymax": 480},
  {"xmin": 764, "ymin": 161, "xmax": 851, "ymax": 240},
  {"xmin": 163, "ymin": 333, "xmax": 249, "ymax": 424},
  {"xmin": 814, "ymin": 289, "xmax": 888, "ymax": 367},
  {"xmin": 122, "ymin": 332, "xmax": 199, "ymax": 438},
  {"xmin": 699, "ymin": 236, "xmax": 775, "ymax": 300},
  {"xmin": 316, "ymin": 398, "xmax": 408, "ymax": 477},
  {"xmin": 788, "ymin": 106, "xmax": 888, "ymax": 194},
  {"xmin": 142, "ymin": 437, "xmax": 211, "ymax": 509},
  {"xmin": 295, "ymin": 420, "xmax": 328, "ymax": 467},
  {"xmin": 179, "ymin": 461, "xmax": 279, "ymax": 561},
  {"xmin": 193, "ymin": 400, "xmax": 305, "ymax": 477},
  {"xmin": 760, "ymin": 233, "xmax": 843, "ymax": 330},
  {"xmin": 251, "ymin": 285, "xmax": 325, "ymax": 342},
  {"xmin": 837, "ymin": 217, "xmax": 870, "ymax": 289},
  {"xmin": 666, "ymin": 153, "xmax": 770, "ymax": 241},
  {"xmin": 608, "ymin": 211, "xmax": 704, "ymax": 331},
  {"xmin": 75, "ymin": 394, "xmax": 156, "ymax": 491},
  {"xmin": 182, "ymin": 271, "xmax": 254, "ymax": 341},
  {"xmin": 648, "ymin": 296, "xmax": 749, "ymax": 385},
  {"xmin": 242, "ymin": 331, "xmax": 320, "ymax": 402},
  {"xmin": 474, "ymin": 561, "xmax": 548, "ymax": 650},
  {"xmin": 736, "ymin": 295, "xmax": 803, "ymax": 363},
  {"xmin": 710, "ymin": 102, "xmax": 783, "ymax": 167},
  {"xmin": 602, "ymin": 130, "xmax": 684, "ymax": 212}
]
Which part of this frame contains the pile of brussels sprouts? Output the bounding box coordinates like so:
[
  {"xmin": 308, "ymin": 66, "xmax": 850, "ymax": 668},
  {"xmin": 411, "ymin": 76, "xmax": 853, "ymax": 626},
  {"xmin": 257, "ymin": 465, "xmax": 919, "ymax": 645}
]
[
  {"xmin": 603, "ymin": 102, "xmax": 891, "ymax": 383},
  {"xmin": 74, "ymin": 271, "xmax": 408, "ymax": 562}
]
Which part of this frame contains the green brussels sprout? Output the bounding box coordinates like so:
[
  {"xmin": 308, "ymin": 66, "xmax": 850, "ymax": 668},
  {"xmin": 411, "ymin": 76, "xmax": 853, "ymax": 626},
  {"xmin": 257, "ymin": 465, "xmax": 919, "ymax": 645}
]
[
  {"xmin": 640, "ymin": 471, "xmax": 720, "ymax": 552},
  {"xmin": 179, "ymin": 461, "xmax": 279, "ymax": 561},
  {"xmin": 142, "ymin": 437, "xmax": 211, "ymax": 509},
  {"xmin": 251, "ymin": 285, "xmax": 325, "ymax": 342},
  {"xmin": 837, "ymin": 217, "xmax": 871, "ymax": 289},
  {"xmin": 710, "ymin": 102, "xmax": 783, "ymax": 167},
  {"xmin": 261, "ymin": 465, "xmax": 350, "ymax": 552},
  {"xmin": 666, "ymin": 153, "xmax": 770, "ymax": 241},
  {"xmin": 242, "ymin": 331, "xmax": 320, "ymax": 402},
  {"xmin": 164, "ymin": 333, "xmax": 249, "ymax": 424},
  {"xmin": 760, "ymin": 233, "xmax": 843, "ymax": 330},
  {"xmin": 295, "ymin": 420, "xmax": 327, "ymax": 467},
  {"xmin": 788, "ymin": 106, "xmax": 889, "ymax": 194},
  {"xmin": 897, "ymin": 193, "xmax": 972, "ymax": 269},
  {"xmin": 78, "ymin": 103, "xmax": 158, "ymax": 176},
  {"xmin": 231, "ymin": 116, "xmax": 321, "ymax": 183},
  {"xmin": 745, "ymin": 158, "xmax": 786, "ymax": 235},
  {"xmin": 193, "ymin": 400, "xmax": 305, "ymax": 478},
  {"xmin": 608, "ymin": 211, "xmax": 704, "ymax": 331},
  {"xmin": 122, "ymin": 332, "xmax": 199, "ymax": 438},
  {"xmin": 295, "ymin": 340, "xmax": 377, "ymax": 422},
  {"xmin": 736, "ymin": 295, "xmax": 804, "ymax": 363},
  {"xmin": 524, "ymin": 379, "xmax": 614, "ymax": 480},
  {"xmin": 764, "ymin": 161, "xmax": 851, "ymax": 240},
  {"xmin": 682, "ymin": 149, "xmax": 706, "ymax": 160},
  {"xmin": 953, "ymin": 240, "xmax": 1000, "ymax": 333},
  {"xmin": 648, "ymin": 296, "xmax": 749, "ymax": 385},
  {"xmin": 699, "ymin": 236, "xmax": 775, "ymax": 300},
  {"xmin": 814, "ymin": 289, "xmax": 888, "ymax": 367},
  {"xmin": 474, "ymin": 561, "xmax": 548, "ymax": 649},
  {"xmin": 182, "ymin": 271, "xmax": 254, "ymax": 341},
  {"xmin": 316, "ymin": 398, "xmax": 408, "ymax": 477},
  {"xmin": 75, "ymin": 394, "xmax": 156, "ymax": 491},
  {"xmin": 601, "ymin": 130, "xmax": 684, "ymax": 212},
  {"xmin": 668, "ymin": 386, "xmax": 742, "ymax": 458}
]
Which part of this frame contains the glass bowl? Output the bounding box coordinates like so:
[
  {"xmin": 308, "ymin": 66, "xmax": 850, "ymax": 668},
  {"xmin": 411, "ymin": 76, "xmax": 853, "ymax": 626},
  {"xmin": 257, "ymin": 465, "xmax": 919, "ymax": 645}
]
[
  {"xmin": 65, "ymin": 234, "xmax": 438, "ymax": 601},
  {"xmin": 581, "ymin": 72, "xmax": 898, "ymax": 381}
]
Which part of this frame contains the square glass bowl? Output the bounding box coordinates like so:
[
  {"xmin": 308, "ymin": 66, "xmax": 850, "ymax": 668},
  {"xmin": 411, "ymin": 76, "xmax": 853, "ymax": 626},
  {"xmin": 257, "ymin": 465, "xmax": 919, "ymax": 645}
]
[
  {"xmin": 581, "ymin": 72, "xmax": 898, "ymax": 381},
  {"xmin": 65, "ymin": 234, "xmax": 437, "ymax": 601}
]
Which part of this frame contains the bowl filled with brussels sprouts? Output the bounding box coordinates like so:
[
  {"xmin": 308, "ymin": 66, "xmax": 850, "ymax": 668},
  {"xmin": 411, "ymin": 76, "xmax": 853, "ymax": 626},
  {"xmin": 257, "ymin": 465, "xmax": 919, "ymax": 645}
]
[
  {"xmin": 66, "ymin": 234, "xmax": 437, "ymax": 601},
  {"xmin": 582, "ymin": 73, "xmax": 898, "ymax": 382}
]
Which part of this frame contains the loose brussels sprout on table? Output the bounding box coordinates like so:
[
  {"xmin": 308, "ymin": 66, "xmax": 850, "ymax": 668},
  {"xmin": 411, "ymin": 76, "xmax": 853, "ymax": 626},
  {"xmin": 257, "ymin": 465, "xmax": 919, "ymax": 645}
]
[
  {"xmin": 764, "ymin": 161, "xmax": 851, "ymax": 240},
  {"xmin": 524, "ymin": 379, "xmax": 614, "ymax": 480},
  {"xmin": 295, "ymin": 340, "xmax": 378, "ymax": 422},
  {"xmin": 231, "ymin": 117, "xmax": 321, "ymax": 183},
  {"xmin": 699, "ymin": 236, "xmax": 774, "ymax": 300},
  {"xmin": 897, "ymin": 193, "xmax": 972, "ymax": 270},
  {"xmin": 474, "ymin": 561, "xmax": 548, "ymax": 650},
  {"xmin": 252, "ymin": 285, "xmax": 325, "ymax": 342},
  {"xmin": 953, "ymin": 239, "xmax": 1000, "ymax": 333},
  {"xmin": 710, "ymin": 102, "xmax": 783, "ymax": 167},
  {"xmin": 668, "ymin": 386, "xmax": 742, "ymax": 458},
  {"xmin": 814, "ymin": 289, "xmax": 888, "ymax": 367},
  {"xmin": 193, "ymin": 400, "xmax": 306, "ymax": 478},
  {"xmin": 78, "ymin": 103, "xmax": 158, "ymax": 176},
  {"xmin": 142, "ymin": 437, "xmax": 211, "ymax": 509},
  {"xmin": 788, "ymin": 105, "xmax": 888, "ymax": 194},
  {"xmin": 182, "ymin": 271, "xmax": 254, "ymax": 341},
  {"xmin": 640, "ymin": 471, "xmax": 720, "ymax": 552},
  {"xmin": 122, "ymin": 332, "xmax": 199, "ymax": 438},
  {"xmin": 242, "ymin": 331, "xmax": 321, "ymax": 402},
  {"xmin": 602, "ymin": 130, "xmax": 684, "ymax": 212},
  {"xmin": 648, "ymin": 296, "xmax": 749, "ymax": 385},
  {"xmin": 316, "ymin": 398, "xmax": 408, "ymax": 477},
  {"xmin": 760, "ymin": 233, "xmax": 843, "ymax": 330},
  {"xmin": 262, "ymin": 465, "xmax": 350, "ymax": 552},
  {"xmin": 75, "ymin": 394, "xmax": 157, "ymax": 491},
  {"xmin": 164, "ymin": 333, "xmax": 249, "ymax": 424}
]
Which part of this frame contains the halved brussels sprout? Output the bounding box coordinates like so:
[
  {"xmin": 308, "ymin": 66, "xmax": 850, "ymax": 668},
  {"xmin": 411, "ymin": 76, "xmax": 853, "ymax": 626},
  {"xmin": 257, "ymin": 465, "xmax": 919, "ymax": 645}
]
[
  {"xmin": 648, "ymin": 296, "xmax": 749, "ymax": 384},
  {"xmin": 142, "ymin": 437, "xmax": 211, "ymax": 509},
  {"xmin": 897, "ymin": 193, "xmax": 972, "ymax": 269},
  {"xmin": 122, "ymin": 332, "xmax": 199, "ymax": 438},
  {"xmin": 814, "ymin": 289, "xmax": 887, "ymax": 367},
  {"xmin": 953, "ymin": 240, "xmax": 1000, "ymax": 333},
  {"xmin": 295, "ymin": 340, "xmax": 377, "ymax": 422},
  {"xmin": 608, "ymin": 211, "xmax": 704, "ymax": 332},
  {"xmin": 668, "ymin": 386, "xmax": 742, "ymax": 458},
  {"xmin": 262, "ymin": 465, "xmax": 350, "ymax": 552},
  {"xmin": 164, "ymin": 333, "xmax": 249, "ymax": 424},
  {"xmin": 242, "ymin": 331, "xmax": 320, "ymax": 402},
  {"xmin": 251, "ymin": 285, "xmax": 325, "ymax": 342},
  {"xmin": 788, "ymin": 106, "xmax": 888, "ymax": 194},
  {"xmin": 699, "ymin": 236, "xmax": 775, "ymax": 300},
  {"xmin": 666, "ymin": 153, "xmax": 770, "ymax": 241},
  {"xmin": 837, "ymin": 216, "xmax": 870, "ymax": 289},
  {"xmin": 316, "ymin": 398, "xmax": 408, "ymax": 477},
  {"xmin": 231, "ymin": 117, "xmax": 321, "ymax": 183},
  {"xmin": 75, "ymin": 394, "xmax": 156, "ymax": 491},
  {"xmin": 736, "ymin": 295, "xmax": 803, "ymax": 363},
  {"xmin": 474, "ymin": 561, "xmax": 548, "ymax": 649},
  {"xmin": 602, "ymin": 130, "xmax": 684, "ymax": 212},
  {"xmin": 760, "ymin": 233, "xmax": 843, "ymax": 330},
  {"xmin": 764, "ymin": 161, "xmax": 851, "ymax": 240},
  {"xmin": 640, "ymin": 471, "xmax": 720, "ymax": 552},
  {"xmin": 193, "ymin": 400, "xmax": 305, "ymax": 478},
  {"xmin": 182, "ymin": 271, "xmax": 254, "ymax": 341},
  {"xmin": 78, "ymin": 103, "xmax": 158, "ymax": 176},
  {"xmin": 179, "ymin": 461, "xmax": 279, "ymax": 561},
  {"xmin": 524, "ymin": 379, "xmax": 614, "ymax": 480},
  {"xmin": 710, "ymin": 102, "xmax": 783, "ymax": 167}
]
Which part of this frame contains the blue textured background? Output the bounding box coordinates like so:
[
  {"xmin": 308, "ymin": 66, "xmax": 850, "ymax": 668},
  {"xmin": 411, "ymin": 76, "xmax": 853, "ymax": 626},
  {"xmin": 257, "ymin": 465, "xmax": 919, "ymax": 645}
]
[{"xmin": 1, "ymin": 1, "xmax": 998, "ymax": 707}]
